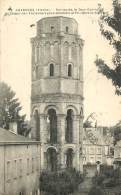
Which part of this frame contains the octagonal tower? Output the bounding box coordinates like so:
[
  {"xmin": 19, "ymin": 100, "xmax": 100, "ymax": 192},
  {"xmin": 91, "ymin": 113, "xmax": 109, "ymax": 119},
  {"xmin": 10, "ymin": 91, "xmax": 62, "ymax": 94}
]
[{"xmin": 31, "ymin": 16, "xmax": 84, "ymax": 172}]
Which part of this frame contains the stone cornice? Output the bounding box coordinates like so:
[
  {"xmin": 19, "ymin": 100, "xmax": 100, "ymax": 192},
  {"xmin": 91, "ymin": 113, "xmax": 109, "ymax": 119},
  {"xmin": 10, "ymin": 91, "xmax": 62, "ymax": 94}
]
[{"xmin": 31, "ymin": 93, "xmax": 83, "ymax": 103}]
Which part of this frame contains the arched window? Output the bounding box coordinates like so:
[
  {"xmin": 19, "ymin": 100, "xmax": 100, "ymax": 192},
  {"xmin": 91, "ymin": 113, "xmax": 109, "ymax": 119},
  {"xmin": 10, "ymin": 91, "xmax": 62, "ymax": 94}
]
[
  {"xmin": 50, "ymin": 63, "xmax": 54, "ymax": 76},
  {"xmin": 35, "ymin": 66, "xmax": 39, "ymax": 79},
  {"xmin": 68, "ymin": 64, "xmax": 72, "ymax": 77},
  {"xmin": 66, "ymin": 148, "xmax": 73, "ymax": 168},
  {"xmin": 47, "ymin": 148, "xmax": 57, "ymax": 171},
  {"xmin": 66, "ymin": 26, "xmax": 69, "ymax": 33},
  {"xmin": 80, "ymin": 107, "xmax": 83, "ymax": 117},
  {"xmin": 34, "ymin": 110, "xmax": 40, "ymax": 141},
  {"xmin": 48, "ymin": 109, "xmax": 57, "ymax": 143},
  {"xmin": 65, "ymin": 109, "xmax": 73, "ymax": 143},
  {"xmin": 51, "ymin": 26, "xmax": 54, "ymax": 32}
]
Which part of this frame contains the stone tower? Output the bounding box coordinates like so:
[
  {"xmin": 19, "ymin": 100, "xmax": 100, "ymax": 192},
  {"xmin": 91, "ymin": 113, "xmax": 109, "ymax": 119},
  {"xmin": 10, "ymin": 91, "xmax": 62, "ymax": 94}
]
[{"xmin": 31, "ymin": 16, "xmax": 84, "ymax": 172}]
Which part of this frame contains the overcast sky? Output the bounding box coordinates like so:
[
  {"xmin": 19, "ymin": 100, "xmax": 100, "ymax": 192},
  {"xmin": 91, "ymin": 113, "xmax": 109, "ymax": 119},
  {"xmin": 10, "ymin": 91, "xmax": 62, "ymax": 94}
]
[{"xmin": 1, "ymin": 0, "xmax": 121, "ymax": 126}]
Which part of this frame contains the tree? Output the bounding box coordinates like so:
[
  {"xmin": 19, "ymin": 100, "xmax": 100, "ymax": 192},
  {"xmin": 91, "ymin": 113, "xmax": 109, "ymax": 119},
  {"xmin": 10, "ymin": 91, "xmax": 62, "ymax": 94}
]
[
  {"xmin": 111, "ymin": 120, "xmax": 121, "ymax": 144},
  {"xmin": 83, "ymin": 120, "xmax": 92, "ymax": 128},
  {"xmin": 39, "ymin": 168, "xmax": 83, "ymax": 195},
  {"xmin": 95, "ymin": 0, "xmax": 121, "ymax": 95},
  {"xmin": 0, "ymin": 82, "xmax": 29, "ymax": 136}
]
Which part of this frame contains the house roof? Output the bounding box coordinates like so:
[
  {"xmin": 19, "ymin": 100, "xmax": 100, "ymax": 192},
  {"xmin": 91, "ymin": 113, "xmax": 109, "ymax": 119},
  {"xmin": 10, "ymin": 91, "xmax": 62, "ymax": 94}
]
[
  {"xmin": 0, "ymin": 128, "xmax": 39, "ymax": 145},
  {"xmin": 83, "ymin": 127, "xmax": 105, "ymax": 145}
]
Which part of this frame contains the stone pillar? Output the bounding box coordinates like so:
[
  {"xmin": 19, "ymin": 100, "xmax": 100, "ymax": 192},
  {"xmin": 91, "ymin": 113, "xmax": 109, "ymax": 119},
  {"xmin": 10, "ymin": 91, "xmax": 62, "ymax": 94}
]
[
  {"xmin": 31, "ymin": 114, "xmax": 37, "ymax": 140},
  {"xmin": 73, "ymin": 115, "xmax": 80, "ymax": 144},
  {"xmin": 40, "ymin": 114, "xmax": 46, "ymax": 169},
  {"xmin": 75, "ymin": 148, "xmax": 80, "ymax": 171},
  {"xmin": 57, "ymin": 114, "xmax": 66, "ymax": 169}
]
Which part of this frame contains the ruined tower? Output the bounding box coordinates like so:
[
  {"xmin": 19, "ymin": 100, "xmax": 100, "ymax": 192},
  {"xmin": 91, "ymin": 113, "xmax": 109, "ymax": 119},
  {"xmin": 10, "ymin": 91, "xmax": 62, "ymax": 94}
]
[{"xmin": 31, "ymin": 16, "xmax": 84, "ymax": 172}]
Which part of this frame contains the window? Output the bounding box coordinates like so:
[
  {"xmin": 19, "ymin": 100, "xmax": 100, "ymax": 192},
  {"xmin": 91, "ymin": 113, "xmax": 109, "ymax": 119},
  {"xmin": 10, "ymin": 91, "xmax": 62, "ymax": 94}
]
[
  {"xmin": 19, "ymin": 159, "xmax": 22, "ymax": 177},
  {"xmin": 36, "ymin": 157, "xmax": 39, "ymax": 171},
  {"xmin": 66, "ymin": 26, "xmax": 69, "ymax": 33},
  {"xmin": 13, "ymin": 160, "xmax": 17, "ymax": 179},
  {"xmin": 68, "ymin": 64, "xmax": 72, "ymax": 77},
  {"xmin": 97, "ymin": 147, "xmax": 101, "ymax": 154},
  {"xmin": 90, "ymin": 148, "xmax": 94, "ymax": 154},
  {"xmin": 32, "ymin": 158, "xmax": 34, "ymax": 173},
  {"xmin": 7, "ymin": 161, "xmax": 11, "ymax": 181},
  {"xmin": 50, "ymin": 63, "xmax": 54, "ymax": 76},
  {"xmin": 27, "ymin": 158, "xmax": 30, "ymax": 175},
  {"xmin": 90, "ymin": 156, "xmax": 95, "ymax": 164},
  {"xmin": 35, "ymin": 65, "xmax": 39, "ymax": 80},
  {"xmin": 51, "ymin": 26, "xmax": 54, "ymax": 32}
]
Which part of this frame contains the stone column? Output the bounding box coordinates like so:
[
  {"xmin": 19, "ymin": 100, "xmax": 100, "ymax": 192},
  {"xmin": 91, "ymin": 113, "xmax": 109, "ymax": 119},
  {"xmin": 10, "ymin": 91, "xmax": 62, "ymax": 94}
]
[
  {"xmin": 30, "ymin": 114, "xmax": 36, "ymax": 140},
  {"xmin": 57, "ymin": 114, "xmax": 66, "ymax": 169},
  {"xmin": 75, "ymin": 148, "xmax": 80, "ymax": 171},
  {"xmin": 73, "ymin": 115, "xmax": 80, "ymax": 144},
  {"xmin": 39, "ymin": 114, "xmax": 46, "ymax": 169}
]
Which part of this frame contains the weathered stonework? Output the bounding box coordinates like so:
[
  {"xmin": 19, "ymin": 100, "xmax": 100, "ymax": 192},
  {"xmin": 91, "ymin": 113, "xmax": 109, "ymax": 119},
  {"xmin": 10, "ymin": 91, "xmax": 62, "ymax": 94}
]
[{"xmin": 31, "ymin": 16, "xmax": 84, "ymax": 172}]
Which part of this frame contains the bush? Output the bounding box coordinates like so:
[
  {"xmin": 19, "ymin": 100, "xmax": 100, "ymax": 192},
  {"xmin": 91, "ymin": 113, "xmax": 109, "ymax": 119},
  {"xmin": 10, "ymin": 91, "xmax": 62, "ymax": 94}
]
[
  {"xmin": 39, "ymin": 168, "xmax": 83, "ymax": 195},
  {"xmin": 88, "ymin": 186, "xmax": 105, "ymax": 195}
]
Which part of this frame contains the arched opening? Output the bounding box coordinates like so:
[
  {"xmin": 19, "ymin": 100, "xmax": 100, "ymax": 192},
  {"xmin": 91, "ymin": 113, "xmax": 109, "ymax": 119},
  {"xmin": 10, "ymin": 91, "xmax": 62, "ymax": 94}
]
[
  {"xmin": 66, "ymin": 148, "xmax": 73, "ymax": 168},
  {"xmin": 51, "ymin": 26, "xmax": 54, "ymax": 32},
  {"xmin": 35, "ymin": 66, "xmax": 39, "ymax": 79},
  {"xmin": 64, "ymin": 42, "xmax": 69, "ymax": 62},
  {"xmin": 65, "ymin": 109, "xmax": 73, "ymax": 143},
  {"xmin": 50, "ymin": 63, "xmax": 54, "ymax": 76},
  {"xmin": 34, "ymin": 110, "xmax": 40, "ymax": 141},
  {"xmin": 47, "ymin": 109, "xmax": 57, "ymax": 143},
  {"xmin": 66, "ymin": 26, "xmax": 69, "ymax": 33},
  {"xmin": 71, "ymin": 42, "xmax": 77, "ymax": 61},
  {"xmin": 47, "ymin": 148, "xmax": 57, "ymax": 171},
  {"xmin": 68, "ymin": 64, "xmax": 72, "ymax": 77},
  {"xmin": 80, "ymin": 107, "xmax": 83, "ymax": 117}
]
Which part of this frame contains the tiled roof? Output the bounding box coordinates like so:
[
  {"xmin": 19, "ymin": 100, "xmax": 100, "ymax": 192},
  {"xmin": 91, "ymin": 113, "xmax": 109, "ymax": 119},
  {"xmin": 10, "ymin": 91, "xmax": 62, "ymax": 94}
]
[
  {"xmin": 83, "ymin": 127, "xmax": 105, "ymax": 145},
  {"xmin": 0, "ymin": 128, "xmax": 39, "ymax": 144}
]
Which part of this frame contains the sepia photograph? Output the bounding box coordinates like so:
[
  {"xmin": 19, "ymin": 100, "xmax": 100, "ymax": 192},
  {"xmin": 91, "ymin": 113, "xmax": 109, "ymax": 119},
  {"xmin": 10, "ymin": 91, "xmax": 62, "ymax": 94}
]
[{"xmin": 0, "ymin": 0, "xmax": 121, "ymax": 194}]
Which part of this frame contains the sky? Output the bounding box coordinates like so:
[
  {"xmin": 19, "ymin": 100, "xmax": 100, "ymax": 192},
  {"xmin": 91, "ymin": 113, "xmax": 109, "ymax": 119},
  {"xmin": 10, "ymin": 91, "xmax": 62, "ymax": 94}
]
[{"xmin": 0, "ymin": 0, "xmax": 121, "ymax": 126}]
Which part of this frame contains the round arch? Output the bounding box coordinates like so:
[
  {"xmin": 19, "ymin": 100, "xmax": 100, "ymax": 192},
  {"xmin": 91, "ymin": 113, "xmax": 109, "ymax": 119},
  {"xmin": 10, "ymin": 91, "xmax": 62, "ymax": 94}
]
[
  {"xmin": 67, "ymin": 63, "xmax": 74, "ymax": 77},
  {"xmin": 32, "ymin": 107, "xmax": 40, "ymax": 115},
  {"xmin": 44, "ymin": 105, "xmax": 59, "ymax": 115},
  {"xmin": 46, "ymin": 146, "xmax": 58, "ymax": 153},
  {"xmin": 66, "ymin": 105, "xmax": 78, "ymax": 115}
]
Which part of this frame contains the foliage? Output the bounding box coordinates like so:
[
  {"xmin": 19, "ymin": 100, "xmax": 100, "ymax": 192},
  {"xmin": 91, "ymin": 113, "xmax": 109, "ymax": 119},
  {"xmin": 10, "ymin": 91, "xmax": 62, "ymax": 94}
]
[
  {"xmin": 110, "ymin": 120, "xmax": 121, "ymax": 143},
  {"xmin": 95, "ymin": 0, "xmax": 121, "ymax": 95},
  {"xmin": 39, "ymin": 168, "xmax": 83, "ymax": 195},
  {"xmin": 88, "ymin": 186, "xmax": 104, "ymax": 195},
  {"xmin": 92, "ymin": 166, "xmax": 121, "ymax": 188},
  {"xmin": 0, "ymin": 82, "xmax": 30, "ymax": 136},
  {"xmin": 83, "ymin": 120, "xmax": 92, "ymax": 128}
]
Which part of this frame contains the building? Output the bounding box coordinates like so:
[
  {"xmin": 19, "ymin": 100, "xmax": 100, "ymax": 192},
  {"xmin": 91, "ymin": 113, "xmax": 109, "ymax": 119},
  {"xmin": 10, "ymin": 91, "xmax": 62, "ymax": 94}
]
[
  {"xmin": 114, "ymin": 140, "xmax": 121, "ymax": 168},
  {"xmin": 0, "ymin": 128, "xmax": 41, "ymax": 195},
  {"xmin": 83, "ymin": 127, "xmax": 114, "ymax": 177},
  {"xmin": 31, "ymin": 16, "xmax": 84, "ymax": 172}
]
